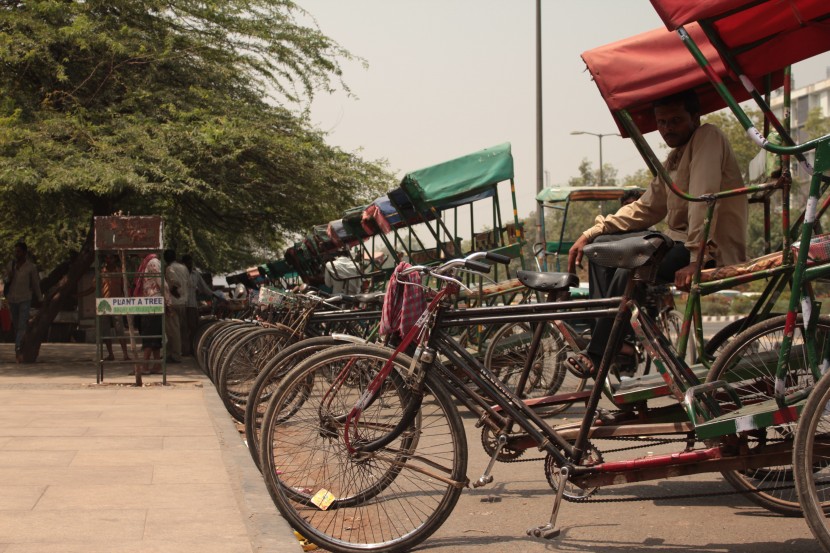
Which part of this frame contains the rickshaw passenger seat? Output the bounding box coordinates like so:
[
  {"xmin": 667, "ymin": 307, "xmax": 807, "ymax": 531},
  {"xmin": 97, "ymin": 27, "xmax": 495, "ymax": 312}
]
[{"xmin": 516, "ymin": 270, "xmax": 579, "ymax": 293}]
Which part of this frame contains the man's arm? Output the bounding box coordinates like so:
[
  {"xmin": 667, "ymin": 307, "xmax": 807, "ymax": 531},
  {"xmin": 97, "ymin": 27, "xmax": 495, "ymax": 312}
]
[{"xmin": 567, "ymin": 176, "xmax": 667, "ymax": 272}]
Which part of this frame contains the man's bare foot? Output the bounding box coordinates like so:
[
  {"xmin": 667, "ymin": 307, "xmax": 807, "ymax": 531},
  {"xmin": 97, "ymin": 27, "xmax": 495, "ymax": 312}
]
[
  {"xmin": 123, "ymin": 355, "xmax": 131, "ymax": 361},
  {"xmin": 105, "ymin": 354, "xmax": 115, "ymax": 361}
]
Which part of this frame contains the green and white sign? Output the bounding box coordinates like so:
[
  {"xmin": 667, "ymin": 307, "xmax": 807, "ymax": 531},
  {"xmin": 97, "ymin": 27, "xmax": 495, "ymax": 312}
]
[{"xmin": 96, "ymin": 297, "xmax": 164, "ymax": 315}]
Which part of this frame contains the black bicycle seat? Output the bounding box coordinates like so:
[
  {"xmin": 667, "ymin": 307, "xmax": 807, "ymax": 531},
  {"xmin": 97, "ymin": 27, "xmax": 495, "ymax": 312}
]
[
  {"xmin": 516, "ymin": 270, "xmax": 579, "ymax": 293},
  {"xmin": 341, "ymin": 292, "xmax": 385, "ymax": 306},
  {"xmin": 583, "ymin": 232, "xmax": 674, "ymax": 270}
]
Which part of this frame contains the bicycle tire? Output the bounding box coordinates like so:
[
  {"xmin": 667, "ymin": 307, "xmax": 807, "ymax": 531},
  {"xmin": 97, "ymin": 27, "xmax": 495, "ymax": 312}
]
[
  {"xmin": 484, "ymin": 321, "xmax": 585, "ymax": 415},
  {"xmin": 196, "ymin": 320, "xmax": 235, "ymax": 375},
  {"xmin": 216, "ymin": 325, "xmax": 295, "ymax": 423},
  {"xmin": 259, "ymin": 343, "xmax": 467, "ymax": 553},
  {"xmin": 660, "ymin": 309, "xmax": 696, "ymax": 366},
  {"xmin": 703, "ymin": 312, "xmax": 780, "ymax": 360},
  {"xmin": 208, "ymin": 323, "xmax": 253, "ymax": 383},
  {"xmin": 793, "ymin": 365, "xmax": 830, "ymax": 551},
  {"xmin": 245, "ymin": 335, "xmax": 355, "ymax": 471},
  {"xmin": 706, "ymin": 314, "xmax": 830, "ymax": 516}
]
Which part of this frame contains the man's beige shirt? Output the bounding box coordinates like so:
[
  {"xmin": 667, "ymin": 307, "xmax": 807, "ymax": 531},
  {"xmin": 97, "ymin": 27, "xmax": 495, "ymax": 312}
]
[{"xmin": 582, "ymin": 123, "xmax": 748, "ymax": 266}]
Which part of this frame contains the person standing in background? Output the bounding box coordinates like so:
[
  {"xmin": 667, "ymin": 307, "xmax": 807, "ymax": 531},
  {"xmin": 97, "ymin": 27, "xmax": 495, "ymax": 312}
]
[
  {"xmin": 163, "ymin": 249, "xmax": 189, "ymax": 362},
  {"xmin": 4, "ymin": 242, "xmax": 42, "ymax": 363},
  {"xmin": 181, "ymin": 254, "xmax": 212, "ymax": 356}
]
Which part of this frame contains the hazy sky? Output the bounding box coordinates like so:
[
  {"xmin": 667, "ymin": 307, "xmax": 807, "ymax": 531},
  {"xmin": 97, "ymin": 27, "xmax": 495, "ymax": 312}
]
[{"xmin": 296, "ymin": 0, "xmax": 830, "ymax": 231}]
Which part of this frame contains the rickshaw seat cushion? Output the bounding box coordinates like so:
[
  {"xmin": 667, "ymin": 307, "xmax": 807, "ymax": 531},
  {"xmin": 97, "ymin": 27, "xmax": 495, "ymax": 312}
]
[
  {"xmin": 699, "ymin": 251, "xmax": 783, "ymax": 283},
  {"xmin": 516, "ymin": 270, "xmax": 579, "ymax": 292},
  {"xmin": 699, "ymin": 233, "xmax": 830, "ymax": 283},
  {"xmin": 460, "ymin": 277, "xmax": 524, "ymax": 300},
  {"xmin": 583, "ymin": 233, "xmax": 674, "ymax": 270}
]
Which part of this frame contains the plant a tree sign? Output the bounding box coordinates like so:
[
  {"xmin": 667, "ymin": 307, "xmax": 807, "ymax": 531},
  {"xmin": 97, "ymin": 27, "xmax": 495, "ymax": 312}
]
[{"xmin": 96, "ymin": 297, "xmax": 164, "ymax": 315}]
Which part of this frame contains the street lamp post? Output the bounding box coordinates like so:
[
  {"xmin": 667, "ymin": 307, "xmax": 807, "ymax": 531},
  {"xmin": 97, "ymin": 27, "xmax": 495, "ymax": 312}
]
[{"xmin": 570, "ymin": 131, "xmax": 621, "ymax": 185}]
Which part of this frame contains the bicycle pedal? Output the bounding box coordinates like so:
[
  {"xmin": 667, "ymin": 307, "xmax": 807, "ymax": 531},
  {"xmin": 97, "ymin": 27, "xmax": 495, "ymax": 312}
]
[{"xmin": 526, "ymin": 523, "xmax": 560, "ymax": 540}]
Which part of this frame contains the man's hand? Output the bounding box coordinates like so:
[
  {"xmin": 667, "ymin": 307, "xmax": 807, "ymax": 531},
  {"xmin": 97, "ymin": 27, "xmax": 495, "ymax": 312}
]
[
  {"xmin": 170, "ymin": 285, "xmax": 180, "ymax": 299},
  {"xmin": 673, "ymin": 263, "xmax": 696, "ymax": 291},
  {"xmin": 567, "ymin": 235, "xmax": 591, "ymax": 274}
]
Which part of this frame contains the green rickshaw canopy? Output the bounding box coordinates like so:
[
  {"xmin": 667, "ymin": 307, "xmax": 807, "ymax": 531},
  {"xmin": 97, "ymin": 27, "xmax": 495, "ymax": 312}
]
[
  {"xmin": 536, "ymin": 185, "xmax": 646, "ymax": 204},
  {"xmin": 400, "ymin": 142, "xmax": 514, "ymax": 212}
]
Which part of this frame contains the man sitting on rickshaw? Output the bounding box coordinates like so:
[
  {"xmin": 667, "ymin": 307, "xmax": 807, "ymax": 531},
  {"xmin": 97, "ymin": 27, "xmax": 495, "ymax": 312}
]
[{"xmin": 567, "ymin": 89, "xmax": 748, "ymax": 375}]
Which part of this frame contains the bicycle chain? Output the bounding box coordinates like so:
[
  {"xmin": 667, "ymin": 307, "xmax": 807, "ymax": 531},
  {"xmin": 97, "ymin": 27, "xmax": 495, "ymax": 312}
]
[
  {"xmin": 488, "ymin": 435, "xmax": 800, "ymax": 504},
  {"xmin": 564, "ymin": 482, "xmax": 799, "ymax": 503}
]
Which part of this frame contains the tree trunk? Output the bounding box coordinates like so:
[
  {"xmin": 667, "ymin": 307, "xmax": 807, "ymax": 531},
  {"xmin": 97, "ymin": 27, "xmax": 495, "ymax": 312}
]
[{"xmin": 18, "ymin": 225, "xmax": 95, "ymax": 363}]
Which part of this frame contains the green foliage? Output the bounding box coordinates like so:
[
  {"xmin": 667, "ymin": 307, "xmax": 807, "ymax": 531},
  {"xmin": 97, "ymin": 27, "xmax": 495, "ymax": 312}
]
[
  {"xmin": 804, "ymin": 106, "xmax": 830, "ymax": 141},
  {"xmin": 0, "ymin": 0, "xmax": 393, "ymax": 272}
]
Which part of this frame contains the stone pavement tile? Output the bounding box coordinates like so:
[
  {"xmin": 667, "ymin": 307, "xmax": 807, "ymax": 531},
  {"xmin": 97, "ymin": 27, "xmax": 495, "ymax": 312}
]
[
  {"xmin": 0, "ymin": 427, "xmax": 89, "ymax": 438},
  {"xmin": 70, "ymin": 448, "xmax": 224, "ymax": 467},
  {"xmin": 83, "ymin": 425, "xmax": 216, "ymax": 437},
  {"xmin": 143, "ymin": 506, "xmax": 249, "ymax": 542},
  {"xmin": 3, "ymin": 436, "xmax": 163, "ymax": 451},
  {"xmin": 0, "ymin": 411, "xmax": 103, "ymax": 425},
  {"xmin": 0, "ymin": 487, "xmax": 45, "ymax": 510},
  {"xmin": 0, "ymin": 509, "xmax": 146, "ymax": 542},
  {"xmin": 4, "ymin": 539, "xmax": 251, "ymax": 553},
  {"xmin": 152, "ymin": 463, "xmax": 231, "ymax": 484},
  {"xmin": 36, "ymin": 483, "xmax": 239, "ymax": 511},
  {"xmin": 0, "ymin": 451, "xmax": 75, "ymax": 468},
  {"xmin": 0, "ymin": 439, "xmax": 9, "ymax": 449},
  {"xmin": 0, "ymin": 466, "xmax": 153, "ymax": 486},
  {"xmin": 162, "ymin": 436, "xmax": 220, "ymax": 450}
]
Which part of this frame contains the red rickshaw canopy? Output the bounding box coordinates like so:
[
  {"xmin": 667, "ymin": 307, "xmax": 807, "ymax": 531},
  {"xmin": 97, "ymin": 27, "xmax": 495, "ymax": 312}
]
[
  {"xmin": 650, "ymin": 0, "xmax": 830, "ymax": 82},
  {"xmin": 581, "ymin": 23, "xmax": 782, "ymax": 136}
]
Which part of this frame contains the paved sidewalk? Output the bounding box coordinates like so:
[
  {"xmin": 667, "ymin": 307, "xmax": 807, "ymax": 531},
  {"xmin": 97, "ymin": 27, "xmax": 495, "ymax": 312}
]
[{"xmin": 0, "ymin": 343, "xmax": 301, "ymax": 553}]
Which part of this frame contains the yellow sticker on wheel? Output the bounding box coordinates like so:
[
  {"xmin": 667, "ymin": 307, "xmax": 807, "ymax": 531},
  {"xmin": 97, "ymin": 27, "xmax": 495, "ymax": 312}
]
[{"xmin": 310, "ymin": 489, "xmax": 336, "ymax": 510}]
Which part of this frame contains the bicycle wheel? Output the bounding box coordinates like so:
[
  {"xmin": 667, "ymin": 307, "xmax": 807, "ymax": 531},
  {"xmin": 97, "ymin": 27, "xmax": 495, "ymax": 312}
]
[
  {"xmin": 259, "ymin": 344, "xmax": 467, "ymax": 553},
  {"xmin": 706, "ymin": 314, "xmax": 830, "ymax": 516},
  {"xmin": 484, "ymin": 321, "xmax": 585, "ymax": 415},
  {"xmin": 703, "ymin": 312, "xmax": 780, "ymax": 360},
  {"xmin": 244, "ymin": 335, "xmax": 352, "ymax": 471},
  {"xmin": 659, "ymin": 309, "xmax": 696, "ymax": 366},
  {"xmin": 794, "ymin": 365, "xmax": 830, "ymax": 551},
  {"xmin": 208, "ymin": 323, "xmax": 253, "ymax": 383},
  {"xmin": 216, "ymin": 325, "xmax": 295, "ymax": 423},
  {"xmin": 196, "ymin": 320, "xmax": 235, "ymax": 375}
]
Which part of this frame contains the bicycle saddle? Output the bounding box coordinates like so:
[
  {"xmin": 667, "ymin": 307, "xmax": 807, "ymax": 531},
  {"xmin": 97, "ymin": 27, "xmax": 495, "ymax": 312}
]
[
  {"xmin": 516, "ymin": 270, "xmax": 579, "ymax": 292},
  {"xmin": 583, "ymin": 232, "xmax": 674, "ymax": 270},
  {"xmin": 341, "ymin": 292, "xmax": 385, "ymax": 306}
]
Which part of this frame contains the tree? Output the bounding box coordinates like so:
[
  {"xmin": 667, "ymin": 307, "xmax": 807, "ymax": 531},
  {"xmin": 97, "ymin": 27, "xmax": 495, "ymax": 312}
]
[
  {"xmin": 804, "ymin": 106, "xmax": 830, "ymax": 141},
  {"xmin": 0, "ymin": 0, "xmax": 394, "ymax": 361}
]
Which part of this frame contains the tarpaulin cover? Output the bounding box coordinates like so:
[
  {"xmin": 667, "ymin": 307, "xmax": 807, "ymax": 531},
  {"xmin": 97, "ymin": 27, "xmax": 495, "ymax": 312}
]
[
  {"xmin": 362, "ymin": 196, "xmax": 395, "ymax": 235},
  {"xmin": 386, "ymin": 187, "xmax": 437, "ymax": 225},
  {"xmin": 581, "ymin": 23, "xmax": 783, "ymax": 136},
  {"xmin": 326, "ymin": 219, "xmax": 360, "ymax": 249},
  {"xmin": 266, "ymin": 259, "xmax": 293, "ymax": 278},
  {"xmin": 400, "ymin": 143, "xmax": 513, "ymax": 212},
  {"xmin": 651, "ymin": 0, "xmax": 830, "ymax": 82},
  {"xmin": 341, "ymin": 205, "xmax": 372, "ymax": 239},
  {"xmin": 536, "ymin": 186, "xmax": 647, "ymax": 204}
]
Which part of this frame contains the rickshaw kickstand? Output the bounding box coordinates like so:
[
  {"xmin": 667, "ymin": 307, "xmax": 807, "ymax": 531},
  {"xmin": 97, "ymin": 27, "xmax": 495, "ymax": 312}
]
[{"xmin": 527, "ymin": 466, "xmax": 569, "ymax": 540}]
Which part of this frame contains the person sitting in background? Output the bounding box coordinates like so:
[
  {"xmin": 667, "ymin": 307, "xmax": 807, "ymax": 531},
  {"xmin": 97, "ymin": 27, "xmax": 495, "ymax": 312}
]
[
  {"xmin": 567, "ymin": 90, "xmax": 748, "ymax": 376},
  {"xmin": 324, "ymin": 254, "xmax": 363, "ymax": 295}
]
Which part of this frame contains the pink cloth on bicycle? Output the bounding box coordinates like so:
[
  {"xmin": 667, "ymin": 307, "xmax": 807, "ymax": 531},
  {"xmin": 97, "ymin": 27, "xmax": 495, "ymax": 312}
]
[{"xmin": 380, "ymin": 262, "xmax": 426, "ymax": 339}]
